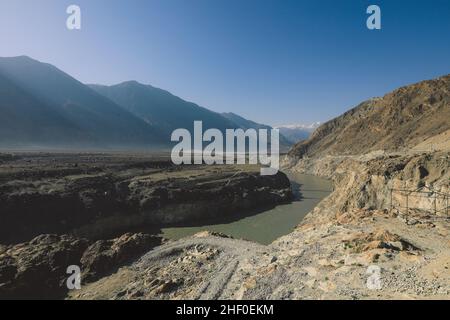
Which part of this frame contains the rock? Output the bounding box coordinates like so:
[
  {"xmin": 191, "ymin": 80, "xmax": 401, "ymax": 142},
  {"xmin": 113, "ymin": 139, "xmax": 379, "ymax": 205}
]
[
  {"xmin": 305, "ymin": 279, "xmax": 316, "ymax": 288},
  {"xmin": 318, "ymin": 281, "xmax": 336, "ymax": 293},
  {"xmin": 303, "ymin": 266, "xmax": 318, "ymax": 277},
  {"xmin": 80, "ymin": 233, "xmax": 160, "ymax": 283},
  {"xmin": 344, "ymin": 254, "xmax": 365, "ymax": 266},
  {"xmin": 343, "ymin": 229, "xmax": 420, "ymax": 253},
  {"xmin": 193, "ymin": 231, "xmax": 232, "ymax": 239},
  {"xmin": 151, "ymin": 279, "xmax": 181, "ymax": 294},
  {"xmin": 0, "ymin": 234, "xmax": 89, "ymax": 299},
  {"xmin": 243, "ymin": 277, "xmax": 257, "ymax": 290}
]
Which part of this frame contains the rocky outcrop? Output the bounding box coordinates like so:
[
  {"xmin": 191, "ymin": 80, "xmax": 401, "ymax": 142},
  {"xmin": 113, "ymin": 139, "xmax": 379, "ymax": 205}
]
[
  {"xmin": 287, "ymin": 151, "xmax": 449, "ymax": 214},
  {"xmin": 0, "ymin": 233, "xmax": 162, "ymax": 299},
  {"xmin": 0, "ymin": 234, "xmax": 89, "ymax": 299},
  {"xmin": 81, "ymin": 233, "xmax": 161, "ymax": 282}
]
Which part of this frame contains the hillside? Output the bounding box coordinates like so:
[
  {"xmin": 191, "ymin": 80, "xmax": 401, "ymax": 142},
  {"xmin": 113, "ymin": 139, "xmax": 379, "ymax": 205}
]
[
  {"xmin": 89, "ymin": 82, "xmax": 237, "ymax": 139},
  {"xmin": 288, "ymin": 75, "xmax": 450, "ymax": 158},
  {"xmin": 221, "ymin": 112, "xmax": 272, "ymax": 131},
  {"xmin": 0, "ymin": 72, "xmax": 88, "ymax": 145},
  {"xmin": 0, "ymin": 56, "xmax": 164, "ymax": 148}
]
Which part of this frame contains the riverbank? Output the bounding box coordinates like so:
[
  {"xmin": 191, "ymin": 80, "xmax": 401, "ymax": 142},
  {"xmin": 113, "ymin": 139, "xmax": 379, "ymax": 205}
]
[{"xmin": 69, "ymin": 150, "xmax": 450, "ymax": 300}]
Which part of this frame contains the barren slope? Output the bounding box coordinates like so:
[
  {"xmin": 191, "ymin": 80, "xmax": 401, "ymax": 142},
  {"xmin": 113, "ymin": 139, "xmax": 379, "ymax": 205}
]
[{"xmin": 288, "ymin": 75, "xmax": 450, "ymax": 158}]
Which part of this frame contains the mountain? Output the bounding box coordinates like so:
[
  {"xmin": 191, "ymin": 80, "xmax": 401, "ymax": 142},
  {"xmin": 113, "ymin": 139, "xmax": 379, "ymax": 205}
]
[
  {"xmin": 221, "ymin": 112, "xmax": 273, "ymax": 131},
  {"xmin": 89, "ymin": 82, "xmax": 237, "ymax": 140},
  {"xmin": 90, "ymin": 82, "xmax": 293, "ymax": 150},
  {"xmin": 0, "ymin": 56, "xmax": 163, "ymax": 148},
  {"xmin": 288, "ymin": 75, "xmax": 450, "ymax": 158},
  {"xmin": 0, "ymin": 55, "xmax": 293, "ymax": 151},
  {"xmin": 0, "ymin": 71, "xmax": 86, "ymax": 145},
  {"xmin": 222, "ymin": 112, "xmax": 292, "ymax": 150},
  {"xmin": 274, "ymin": 122, "xmax": 321, "ymax": 144}
]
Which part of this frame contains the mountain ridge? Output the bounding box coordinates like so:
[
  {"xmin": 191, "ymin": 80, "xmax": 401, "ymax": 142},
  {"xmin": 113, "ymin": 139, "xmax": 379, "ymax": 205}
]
[
  {"xmin": 0, "ymin": 56, "xmax": 287, "ymax": 150},
  {"xmin": 0, "ymin": 56, "xmax": 165, "ymax": 148},
  {"xmin": 288, "ymin": 74, "xmax": 450, "ymax": 158}
]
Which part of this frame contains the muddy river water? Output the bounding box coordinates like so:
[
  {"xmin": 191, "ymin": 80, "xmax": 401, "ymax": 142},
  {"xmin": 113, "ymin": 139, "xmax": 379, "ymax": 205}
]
[{"xmin": 160, "ymin": 172, "xmax": 333, "ymax": 245}]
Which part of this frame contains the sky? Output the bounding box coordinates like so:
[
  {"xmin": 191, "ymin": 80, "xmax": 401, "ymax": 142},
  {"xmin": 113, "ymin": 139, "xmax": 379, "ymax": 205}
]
[{"xmin": 1, "ymin": 0, "xmax": 449, "ymax": 125}]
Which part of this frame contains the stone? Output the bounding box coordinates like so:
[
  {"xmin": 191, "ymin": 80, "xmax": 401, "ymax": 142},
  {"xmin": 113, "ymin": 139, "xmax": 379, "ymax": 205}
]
[
  {"xmin": 0, "ymin": 234, "xmax": 89, "ymax": 299},
  {"xmin": 80, "ymin": 233, "xmax": 160, "ymax": 282}
]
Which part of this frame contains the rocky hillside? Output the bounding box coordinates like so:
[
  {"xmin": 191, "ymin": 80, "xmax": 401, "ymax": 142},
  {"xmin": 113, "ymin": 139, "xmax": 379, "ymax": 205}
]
[{"xmin": 288, "ymin": 75, "xmax": 450, "ymax": 159}]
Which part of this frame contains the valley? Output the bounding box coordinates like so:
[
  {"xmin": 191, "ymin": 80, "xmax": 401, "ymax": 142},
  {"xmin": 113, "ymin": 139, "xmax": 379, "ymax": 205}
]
[
  {"xmin": 0, "ymin": 59, "xmax": 448, "ymax": 300},
  {"xmin": 67, "ymin": 74, "xmax": 449, "ymax": 300},
  {"xmin": 0, "ymin": 152, "xmax": 294, "ymax": 299},
  {"xmin": 1, "ymin": 0, "xmax": 449, "ymax": 303}
]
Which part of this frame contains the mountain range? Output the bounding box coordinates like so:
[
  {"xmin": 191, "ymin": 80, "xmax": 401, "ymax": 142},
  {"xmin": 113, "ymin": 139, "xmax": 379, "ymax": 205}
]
[
  {"xmin": 274, "ymin": 123, "xmax": 321, "ymax": 144},
  {"xmin": 0, "ymin": 56, "xmax": 292, "ymax": 150}
]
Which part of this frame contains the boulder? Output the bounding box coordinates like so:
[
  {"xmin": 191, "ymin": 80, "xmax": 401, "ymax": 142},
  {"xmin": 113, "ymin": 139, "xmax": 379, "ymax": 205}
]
[
  {"xmin": 80, "ymin": 233, "xmax": 160, "ymax": 282},
  {"xmin": 0, "ymin": 234, "xmax": 89, "ymax": 299}
]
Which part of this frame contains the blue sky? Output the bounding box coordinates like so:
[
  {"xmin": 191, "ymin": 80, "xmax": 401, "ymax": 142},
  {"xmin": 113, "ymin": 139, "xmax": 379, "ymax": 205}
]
[{"xmin": 1, "ymin": 0, "xmax": 449, "ymax": 125}]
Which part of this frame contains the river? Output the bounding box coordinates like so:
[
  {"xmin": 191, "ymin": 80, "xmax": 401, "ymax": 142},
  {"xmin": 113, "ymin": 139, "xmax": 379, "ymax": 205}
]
[{"xmin": 160, "ymin": 171, "xmax": 333, "ymax": 245}]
